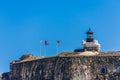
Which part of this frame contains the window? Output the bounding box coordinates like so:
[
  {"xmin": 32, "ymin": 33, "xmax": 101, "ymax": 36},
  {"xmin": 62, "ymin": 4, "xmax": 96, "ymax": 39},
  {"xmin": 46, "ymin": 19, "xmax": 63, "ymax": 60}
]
[{"xmin": 100, "ymin": 67, "xmax": 107, "ymax": 74}]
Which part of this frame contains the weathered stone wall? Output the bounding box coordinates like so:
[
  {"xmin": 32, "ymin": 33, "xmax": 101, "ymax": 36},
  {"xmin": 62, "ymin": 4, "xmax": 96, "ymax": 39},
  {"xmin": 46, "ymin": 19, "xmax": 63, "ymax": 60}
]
[
  {"xmin": 2, "ymin": 72, "xmax": 9, "ymax": 80},
  {"xmin": 6, "ymin": 56, "xmax": 120, "ymax": 80}
]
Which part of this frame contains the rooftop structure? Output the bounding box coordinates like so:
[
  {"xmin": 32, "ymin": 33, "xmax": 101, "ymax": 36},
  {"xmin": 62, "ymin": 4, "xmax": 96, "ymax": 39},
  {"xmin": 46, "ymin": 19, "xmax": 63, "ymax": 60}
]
[{"xmin": 82, "ymin": 28, "xmax": 101, "ymax": 51}]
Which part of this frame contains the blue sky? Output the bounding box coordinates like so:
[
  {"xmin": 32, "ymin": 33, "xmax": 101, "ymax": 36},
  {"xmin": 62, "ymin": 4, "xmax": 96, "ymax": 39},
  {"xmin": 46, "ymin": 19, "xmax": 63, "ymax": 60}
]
[{"xmin": 0, "ymin": 0, "xmax": 120, "ymax": 73}]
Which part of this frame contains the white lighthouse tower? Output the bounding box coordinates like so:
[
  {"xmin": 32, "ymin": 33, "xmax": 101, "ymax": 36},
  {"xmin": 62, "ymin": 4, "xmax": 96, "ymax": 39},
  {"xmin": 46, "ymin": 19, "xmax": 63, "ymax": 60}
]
[{"xmin": 82, "ymin": 28, "xmax": 101, "ymax": 52}]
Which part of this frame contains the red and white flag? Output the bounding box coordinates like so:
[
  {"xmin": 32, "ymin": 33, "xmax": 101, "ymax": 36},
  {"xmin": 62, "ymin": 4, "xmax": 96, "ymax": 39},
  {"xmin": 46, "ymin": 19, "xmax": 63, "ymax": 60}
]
[{"xmin": 40, "ymin": 40, "xmax": 43, "ymax": 44}]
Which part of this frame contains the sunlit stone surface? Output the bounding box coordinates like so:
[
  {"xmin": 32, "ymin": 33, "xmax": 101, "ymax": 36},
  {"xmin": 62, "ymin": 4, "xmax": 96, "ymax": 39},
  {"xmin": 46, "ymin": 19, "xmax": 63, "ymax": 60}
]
[{"xmin": 2, "ymin": 52, "xmax": 120, "ymax": 80}]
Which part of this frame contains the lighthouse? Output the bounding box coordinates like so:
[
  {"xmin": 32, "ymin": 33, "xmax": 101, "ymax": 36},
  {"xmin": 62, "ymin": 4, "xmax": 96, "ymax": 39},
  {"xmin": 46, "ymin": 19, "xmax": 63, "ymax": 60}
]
[{"xmin": 82, "ymin": 28, "xmax": 101, "ymax": 51}]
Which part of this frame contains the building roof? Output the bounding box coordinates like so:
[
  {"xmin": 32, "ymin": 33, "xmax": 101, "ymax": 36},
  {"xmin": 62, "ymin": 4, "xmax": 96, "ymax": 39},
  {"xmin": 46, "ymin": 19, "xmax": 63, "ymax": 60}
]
[{"xmin": 86, "ymin": 28, "xmax": 93, "ymax": 34}]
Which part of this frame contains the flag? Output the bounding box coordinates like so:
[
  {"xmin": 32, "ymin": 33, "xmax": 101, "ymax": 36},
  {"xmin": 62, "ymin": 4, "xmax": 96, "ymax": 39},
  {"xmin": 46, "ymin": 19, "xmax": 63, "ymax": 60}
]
[
  {"xmin": 45, "ymin": 40, "xmax": 49, "ymax": 45},
  {"xmin": 40, "ymin": 40, "xmax": 43, "ymax": 44},
  {"xmin": 57, "ymin": 40, "xmax": 61, "ymax": 45}
]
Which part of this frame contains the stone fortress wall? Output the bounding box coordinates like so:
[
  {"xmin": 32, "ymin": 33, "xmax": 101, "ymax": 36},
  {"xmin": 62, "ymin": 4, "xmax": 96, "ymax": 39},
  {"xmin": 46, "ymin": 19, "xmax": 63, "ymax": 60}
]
[{"xmin": 2, "ymin": 52, "xmax": 120, "ymax": 80}]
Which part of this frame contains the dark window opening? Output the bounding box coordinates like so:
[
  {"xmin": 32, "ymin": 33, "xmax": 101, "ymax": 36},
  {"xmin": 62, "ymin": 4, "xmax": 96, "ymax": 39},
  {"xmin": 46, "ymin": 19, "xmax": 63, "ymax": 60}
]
[{"xmin": 100, "ymin": 67, "xmax": 107, "ymax": 74}]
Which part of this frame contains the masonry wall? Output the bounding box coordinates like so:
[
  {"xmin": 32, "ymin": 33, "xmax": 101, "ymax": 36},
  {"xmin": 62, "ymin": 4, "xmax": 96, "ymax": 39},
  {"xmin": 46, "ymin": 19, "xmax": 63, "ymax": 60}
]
[{"xmin": 5, "ymin": 56, "xmax": 120, "ymax": 80}]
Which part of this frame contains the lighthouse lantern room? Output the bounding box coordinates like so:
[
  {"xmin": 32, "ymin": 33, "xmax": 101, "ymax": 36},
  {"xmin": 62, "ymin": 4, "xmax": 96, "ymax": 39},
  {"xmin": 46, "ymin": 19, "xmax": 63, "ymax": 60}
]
[{"xmin": 82, "ymin": 28, "xmax": 101, "ymax": 51}]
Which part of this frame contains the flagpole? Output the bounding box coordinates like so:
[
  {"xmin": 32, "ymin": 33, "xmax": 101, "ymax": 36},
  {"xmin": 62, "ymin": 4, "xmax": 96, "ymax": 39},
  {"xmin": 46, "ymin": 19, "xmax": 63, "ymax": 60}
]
[
  {"xmin": 40, "ymin": 44, "xmax": 41, "ymax": 56},
  {"xmin": 56, "ymin": 41, "xmax": 61, "ymax": 54},
  {"xmin": 40, "ymin": 40, "xmax": 43, "ymax": 56},
  {"xmin": 44, "ymin": 45, "xmax": 46, "ymax": 57},
  {"xmin": 56, "ymin": 44, "xmax": 58, "ymax": 54},
  {"xmin": 44, "ymin": 40, "xmax": 49, "ymax": 57}
]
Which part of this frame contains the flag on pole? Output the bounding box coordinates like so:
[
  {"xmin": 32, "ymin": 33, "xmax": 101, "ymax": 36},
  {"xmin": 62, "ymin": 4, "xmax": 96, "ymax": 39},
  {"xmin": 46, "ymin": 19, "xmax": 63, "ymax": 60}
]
[
  {"xmin": 45, "ymin": 40, "xmax": 49, "ymax": 45},
  {"xmin": 56, "ymin": 40, "xmax": 62, "ymax": 54},
  {"xmin": 57, "ymin": 40, "xmax": 61, "ymax": 45},
  {"xmin": 44, "ymin": 40, "xmax": 49, "ymax": 56},
  {"xmin": 40, "ymin": 40, "xmax": 43, "ymax": 56}
]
